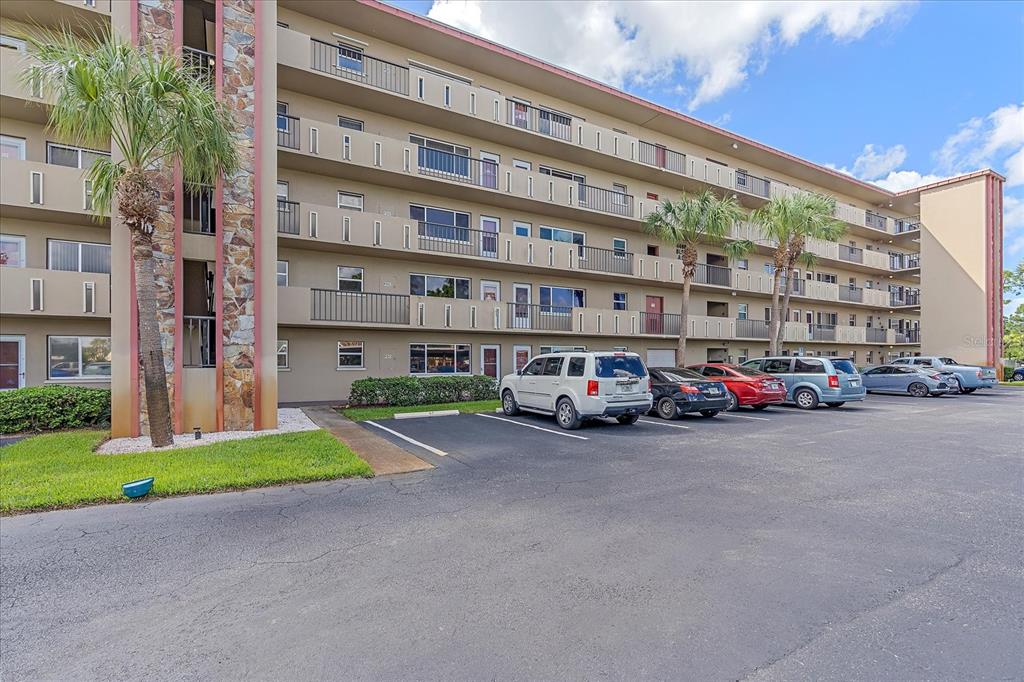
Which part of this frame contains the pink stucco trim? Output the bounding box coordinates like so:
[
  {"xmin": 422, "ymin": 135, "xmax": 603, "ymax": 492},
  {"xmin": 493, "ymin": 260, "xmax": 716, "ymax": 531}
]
[
  {"xmin": 214, "ymin": 0, "xmax": 225, "ymax": 432},
  {"xmin": 896, "ymin": 169, "xmax": 1007, "ymax": 197},
  {"xmin": 172, "ymin": 0, "xmax": 184, "ymax": 434},
  {"xmin": 252, "ymin": 0, "xmax": 263, "ymax": 431}
]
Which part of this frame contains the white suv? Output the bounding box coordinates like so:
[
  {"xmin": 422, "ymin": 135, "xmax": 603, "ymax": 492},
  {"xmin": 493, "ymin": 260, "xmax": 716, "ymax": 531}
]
[{"xmin": 499, "ymin": 351, "xmax": 653, "ymax": 430}]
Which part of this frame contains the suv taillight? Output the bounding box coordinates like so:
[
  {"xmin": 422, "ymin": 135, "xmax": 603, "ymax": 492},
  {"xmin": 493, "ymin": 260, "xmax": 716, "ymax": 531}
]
[
  {"xmin": 976, "ymin": 370, "xmax": 983, "ymax": 378},
  {"xmin": 587, "ymin": 379, "xmax": 599, "ymax": 396},
  {"xmin": 828, "ymin": 375, "xmax": 840, "ymax": 389},
  {"xmin": 648, "ymin": 378, "xmax": 652, "ymax": 393},
  {"xmin": 679, "ymin": 384, "xmax": 700, "ymax": 393}
]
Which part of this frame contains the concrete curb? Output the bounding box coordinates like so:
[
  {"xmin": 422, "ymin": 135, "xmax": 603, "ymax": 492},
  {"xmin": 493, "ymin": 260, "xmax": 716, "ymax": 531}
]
[{"xmin": 394, "ymin": 409, "xmax": 460, "ymax": 420}]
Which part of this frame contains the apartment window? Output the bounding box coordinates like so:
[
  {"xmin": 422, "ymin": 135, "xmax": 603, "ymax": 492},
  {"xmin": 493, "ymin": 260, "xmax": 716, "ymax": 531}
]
[
  {"xmin": 647, "ymin": 245, "xmax": 659, "ymax": 256},
  {"xmin": 83, "ymin": 179, "xmax": 95, "ymax": 211},
  {"xmin": 337, "ymin": 341, "xmax": 364, "ymax": 369},
  {"xmin": 849, "ymin": 314, "xmax": 857, "ymax": 327},
  {"xmin": 612, "ymin": 238, "xmax": 628, "ymax": 256},
  {"xmin": 337, "ymin": 266, "xmax": 364, "ymax": 292},
  {"xmin": 816, "ymin": 273, "xmax": 837, "ymax": 284},
  {"xmin": 337, "ymin": 116, "xmax": 363, "ymax": 131},
  {"xmin": 309, "ymin": 127, "xmax": 319, "ymax": 154},
  {"xmin": 48, "ymin": 336, "xmax": 111, "ymax": 379},
  {"xmin": 30, "ymin": 278, "xmax": 43, "ymax": 311},
  {"xmin": 48, "ymin": 240, "xmax": 111, "ymax": 274},
  {"xmin": 276, "ymin": 260, "xmax": 288, "ymax": 286},
  {"xmin": 0, "ymin": 235, "xmax": 26, "ymax": 267},
  {"xmin": 46, "ymin": 142, "xmax": 109, "ymax": 169},
  {"xmin": 336, "ymin": 44, "xmax": 364, "ymax": 73},
  {"xmin": 539, "ymin": 285, "xmax": 584, "ymax": 311},
  {"xmin": 410, "ymin": 134, "xmax": 470, "ymax": 174},
  {"xmin": 0, "ymin": 135, "xmax": 26, "ymax": 160},
  {"xmin": 409, "ymin": 343, "xmax": 470, "ymax": 375},
  {"xmin": 539, "ymin": 165, "xmax": 585, "ymax": 184},
  {"xmin": 337, "ymin": 191, "xmax": 364, "ymax": 211},
  {"xmin": 613, "ymin": 292, "xmax": 627, "ymax": 310},
  {"xmin": 410, "ymin": 273, "xmax": 470, "ymax": 299},
  {"xmin": 409, "ymin": 204, "xmax": 470, "ymax": 232},
  {"xmin": 538, "ymin": 225, "xmax": 585, "ymax": 247},
  {"xmin": 443, "ymin": 84, "xmax": 451, "ymax": 107},
  {"xmin": 540, "ymin": 345, "xmax": 586, "ymax": 354},
  {"xmin": 736, "ymin": 258, "xmax": 749, "ymax": 270},
  {"xmin": 417, "ymin": 76, "xmax": 425, "ymax": 99},
  {"xmin": 737, "ymin": 349, "xmax": 749, "ymax": 364},
  {"xmin": 30, "ymin": 171, "xmax": 43, "ymax": 204},
  {"xmin": 276, "ymin": 180, "xmax": 289, "ymax": 200},
  {"xmin": 764, "ymin": 307, "xmax": 772, "ymax": 322},
  {"xmin": 83, "ymin": 281, "xmax": 96, "ymax": 314},
  {"xmin": 612, "ymin": 183, "xmax": 628, "ymax": 206},
  {"xmin": 513, "ymin": 159, "xmax": 532, "ymax": 171},
  {"xmin": 737, "ymin": 303, "xmax": 748, "ymax": 320},
  {"xmin": 0, "ymin": 35, "xmax": 27, "ymax": 53},
  {"xmin": 763, "ymin": 262, "xmax": 774, "ymax": 274},
  {"xmin": 276, "ymin": 101, "xmax": 289, "ymax": 130},
  {"xmin": 513, "ymin": 221, "xmax": 531, "ymax": 238}
]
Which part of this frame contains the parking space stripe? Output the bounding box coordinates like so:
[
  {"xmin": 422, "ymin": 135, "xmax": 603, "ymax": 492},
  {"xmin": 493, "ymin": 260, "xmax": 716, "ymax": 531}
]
[
  {"xmin": 365, "ymin": 421, "xmax": 449, "ymax": 456},
  {"xmin": 638, "ymin": 419, "xmax": 690, "ymax": 429},
  {"xmin": 720, "ymin": 414, "xmax": 771, "ymax": 421},
  {"xmin": 475, "ymin": 413, "xmax": 589, "ymax": 440}
]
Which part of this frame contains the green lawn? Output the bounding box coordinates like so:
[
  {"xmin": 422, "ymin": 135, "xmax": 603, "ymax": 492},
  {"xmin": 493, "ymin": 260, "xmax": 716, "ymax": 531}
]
[
  {"xmin": 1, "ymin": 429, "xmax": 372, "ymax": 514},
  {"xmin": 340, "ymin": 399, "xmax": 501, "ymax": 422}
]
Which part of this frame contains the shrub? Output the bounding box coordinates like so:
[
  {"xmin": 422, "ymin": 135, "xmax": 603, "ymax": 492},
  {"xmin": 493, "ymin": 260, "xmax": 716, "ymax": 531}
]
[
  {"xmin": 349, "ymin": 375, "xmax": 498, "ymax": 407},
  {"xmin": 0, "ymin": 385, "xmax": 111, "ymax": 434}
]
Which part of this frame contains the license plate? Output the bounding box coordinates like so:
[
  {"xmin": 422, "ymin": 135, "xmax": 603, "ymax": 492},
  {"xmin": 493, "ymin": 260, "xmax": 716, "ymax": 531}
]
[
  {"xmin": 617, "ymin": 384, "xmax": 637, "ymax": 394},
  {"xmin": 705, "ymin": 387, "xmax": 720, "ymax": 395},
  {"xmin": 849, "ymin": 379, "xmax": 860, "ymax": 386}
]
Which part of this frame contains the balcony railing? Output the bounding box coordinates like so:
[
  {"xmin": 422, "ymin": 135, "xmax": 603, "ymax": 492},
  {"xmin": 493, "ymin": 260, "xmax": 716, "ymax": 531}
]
[
  {"xmin": 694, "ymin": 262, "xmax": 732, "ymax": 287},
  {"xmin": 183, "ymin": 315, "xmax": 215, "ymax": 368},
  {"xmin": 640, "ymin": 312, "xmax": 681, "ymax": 336},
  {"xmin": 508, "ymin": 302, "xmax": 573, "ymax": 331},
  {"xmin": 578, "ymin": 244, "xmax": 634, "ymax": 275},
  {"xmin": 894, "ymin": 218, "xmax": 921, "ymax": 234},
  {"xmin": 638, "ymin": 141, "xmax": 686, "ymax": 174},
  {"xmin": 416, "ymin": 147, "xmax": 500, "ymax": 189},
  {"xmin": 864, "ymin": 211, "xmax": 888, "ymax": 231},
  {"xmin": 578, "ymin": 184, "xmax": 634, "ymax": 217},
  {"xmin": 809, "ymin": 324, "xmax": 837, "ymax": 341},
  {"xmin": 866, "ymin": 327, "xmax": 887, "ymax": 343},
  {"xmin": 838, "ymin": 244, "xmax": 863, "ymax": 264},
  {"xmin": 906, "ymin": 328, "xmax": 921, "ymax": 343},
  {"xmin": 183, "ymin": 46, "xmax": 215, "ymax": 87},
  {"xmin": 735, "ymin": 318, "xmax": 770, "ymax": 339},
  {"xmin": 506, "ymin": 100, "xmax": 572, "ymax": 141},
  {"xmin": 183, "ymin": 184, "xmax": 215, "ymax": 235},
  {"xmin": 735, "ymin": 170, "xmax": 770, "ymax": 198},
  {"xmin": 417, "ymin": 222, "xmax": 498, "ymax": 259},
  {"xmin": 789, "ymin": 277, "xmax": 805, "ymax": 296},
  {"xmin": 277, "ymin": 199, "xmax": 299, "ymax": 234},
  {"xmin": 277, "ymin": 114, "xmax": 299, "ymax": 149},
  {"xmin": 838, "ymin": 285, "xmax": 863, "ymax": 303},
  {"xmin": 891, "ymin": 253, "xmax": 920, "ymax": 270},
  {"xmin": 311, "ymin": 289, "xmax": 410, "ymax": 325},
  {"xmin": 310, "ymin": 38, "xmax": 409, "ymax": 95},
  {"xmin": 890, "ymin": 290, "xmax": 920, "ymax": 306}
]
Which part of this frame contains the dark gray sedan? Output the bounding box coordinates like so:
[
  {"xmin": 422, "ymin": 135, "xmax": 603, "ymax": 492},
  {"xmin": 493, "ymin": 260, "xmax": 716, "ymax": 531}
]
[{"xmin": 861, "ymin": 365, "xmax": 955, "ymax": 397}]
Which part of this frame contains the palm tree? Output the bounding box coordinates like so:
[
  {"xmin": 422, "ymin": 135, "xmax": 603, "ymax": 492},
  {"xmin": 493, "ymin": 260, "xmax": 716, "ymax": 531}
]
[
  {"xmin": 23, "ymin": 29, "xmax": 238, "ymax": 446},
  {"xmin": 644, "ymin": 189, "xmax": 752, "ymax": 365},
  {"xmin": 752, "ymin": 192, "xmax": 845, "ymax": 353}
]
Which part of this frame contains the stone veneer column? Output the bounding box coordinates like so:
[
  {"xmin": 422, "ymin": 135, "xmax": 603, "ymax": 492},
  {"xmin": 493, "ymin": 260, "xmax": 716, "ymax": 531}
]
[
  {"xmin": 136, "ymin": 0, "xmax": 177, "ymax": 435},
  {"xmin": 220, "ymin": 0, "xmax": 257, "ymax": 430}
]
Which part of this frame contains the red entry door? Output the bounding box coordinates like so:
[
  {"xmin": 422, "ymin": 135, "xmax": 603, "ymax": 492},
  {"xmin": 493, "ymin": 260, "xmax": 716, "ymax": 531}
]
[{"xmin": 646, "ymin": 296, "xmax": 664, "ymax": 334}]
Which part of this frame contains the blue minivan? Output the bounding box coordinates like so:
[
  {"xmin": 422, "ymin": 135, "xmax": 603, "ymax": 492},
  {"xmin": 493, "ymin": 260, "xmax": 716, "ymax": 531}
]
[{"xmin": 741, "ymin": 356, "xmax": 866, "ymax": 409}]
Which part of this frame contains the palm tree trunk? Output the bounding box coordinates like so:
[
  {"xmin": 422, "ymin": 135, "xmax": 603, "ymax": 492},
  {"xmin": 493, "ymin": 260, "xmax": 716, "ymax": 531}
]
[
  {"xmin": 769, "ymin": 267, "xmax": 783, "ymax": 354},
  {"xmin": 776, "ymin": 265, "xmax": 795, "ymax": 352},
  {"xmin": 678, "ymin": 276, "xmax": 691, "ymax": 366},
  {"xmin": 131, "ymin": 229, "xmax": 174, "ymax": 447}
]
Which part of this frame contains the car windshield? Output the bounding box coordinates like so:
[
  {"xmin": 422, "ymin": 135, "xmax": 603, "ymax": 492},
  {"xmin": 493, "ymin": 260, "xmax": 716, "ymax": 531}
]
[
  {"xmin": 595, "ymin": 355, "xmax": 647, "ymax": 378},
  {"xmin": 938, "ymin": 357, "xmax": 959, "ymax": 365},
  {"xmin": 659, "ymin": 368, "xmax": 704, "ymax": 381},
  {"xmin": 831, "ymin": 359, "xmax": 858, "ymax": 375},
  {"xmin": 733, "ymin": 366, "xmax": 769, "ymax": 378}
]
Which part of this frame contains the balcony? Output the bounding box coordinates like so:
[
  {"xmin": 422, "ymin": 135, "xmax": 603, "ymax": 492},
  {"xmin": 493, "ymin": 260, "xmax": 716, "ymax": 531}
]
[
  {"xmin": 0, "ymin": 159, "xmax": 100, "ymax": 225},
  {"xmin": 183, "ymin": 184, "xmax": 215, "ymax": 235},
  {"xmin": 838, "ymin": 244, "xmax": 863, "ymax": 264},
  {"xmin": 417, "ymin": 222, "xmax": 498, "ymax": 259},
  {"xmin": 694, "ymin": 263, "xmax": 732, "ymax": 287},
  {"xmin": 0, "ymin": 267, "xmax": 111, "ymax": 317},
  {"xmin": 808, "ymin": 324, "xmax": 837, "ymax": 342},
  {"xmin": 507, "ymin": 302, "xmax": 573, "ymax": 331},
  {"xmin": 310, "ymin": 38, "xmax": 409, "ymax": 96},
  {"xmin": 277, "ymin": 199, "xmax": 300, "ymax": 235},
  {"xmin": 838, "ymin": 285, "xmax": 863, "ymax": 303},
  {"xmin": 734, "ymin": 170, "xmax": 770, "ymax": 198},
  {"xmin": 277, "ymin": 114, "xmax": 300, "ymax": 149},
  {"xmin": 416, "ymin": 147, "xmax": 500, "ymax": 189},
  {"xmin": 183, "ymin": 47, "xmax": 215, "ymax": 87},
  {"xmin": 864, "ymin": 210, "xmax": 888, "ymax": 231},
  {"xmin": 506, "ymin": 100, "xmax": 572, "ymax": 142},
  {"xmin": 894, "ymin": 218, "xmax": 921, "ymax": 234},
  {"xmin": 890, "ymin": 290, "xmax": 921, "ymax": 307},
  {"xmin": 310, "ymin": 289, "xmax": 410, "ymax": 325},
  {"xmin": 890, "ymin": 253, "xmax": 920, "ymax": 271},
  {"xmin": 640, "ymin": 312, "xmax": 681, "ymax": 336},
  {"xmin": 638, "ymin": 141, "xmax": 686, "ymax": 174},
  {"xmin": 735, "ymin": 318, "xmax": 770, "ymax": 339},
  {"xmin": 183, "ymin": 315, "xmax": 215, "ymax": 367},
  {"xmin": 866, "ymin": 327, "xmax": 887, "ymax": 343},
  {"xmin": 578, "ymin": 183, "xmax": 634, "ymax": 217},
  {"xmin": 578, "ymin": 244, "xmax": 634, "ymax": 276}
]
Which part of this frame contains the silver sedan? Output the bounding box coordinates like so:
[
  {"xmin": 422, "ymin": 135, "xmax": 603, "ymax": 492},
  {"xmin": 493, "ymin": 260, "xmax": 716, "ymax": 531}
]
[{"xmin": 861, "ymin": 365, "xmax": 956, "ymax": 397}]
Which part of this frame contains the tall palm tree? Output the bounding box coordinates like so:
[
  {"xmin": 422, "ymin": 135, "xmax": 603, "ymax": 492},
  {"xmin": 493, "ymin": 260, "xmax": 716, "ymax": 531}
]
[
  {"xmin": 24, "ymin": 30, "xmax": 238, "ymax": 446},
  {"xmin": 644, "ymin": 189, "xmax": 752, "ymax": 365},
  {"xmin": 752, "ymin": 192, "xmax": 845, "ymax": 353}
]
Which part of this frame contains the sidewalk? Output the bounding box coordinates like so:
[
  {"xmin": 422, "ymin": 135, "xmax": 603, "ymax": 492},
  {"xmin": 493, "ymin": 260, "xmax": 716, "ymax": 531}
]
[{"xmin": 302, "ymin": 406, "xmax": 434, "ymax": 476}]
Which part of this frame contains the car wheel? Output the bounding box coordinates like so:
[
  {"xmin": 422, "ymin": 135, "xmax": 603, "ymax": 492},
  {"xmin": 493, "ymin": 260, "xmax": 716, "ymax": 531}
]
[
  {"xmin": 794, "ymin": 388, "xmax": 819, "ymax": 410},
  {"xmin": 555, "ymin": 398, "xmax": 582, "ymax": 430},
  {"xmin": 656, "ymin": 396, "xmax": 678, "ymax": 420},
  {"xmin": 501, "ymin": 390, "xmax": 520, "ymax": 416},
  {"xmin": 751, "ymin": 404, "xmax": 769, "ymax": 411},
  {"xmin": 962, "ymin": 387, "xmax": 977, "ymax": 394},
  {"xmin": 824, "ymin": 402, "xmax": 845, "ymax": 408},
  {"xmin": 950, "ymin": 376, "xmax": 965, "ymax": 394},
  {"xmin": 699, "ymin": 409, "xmax": 719, "ymax": 418},
  {"xmin": 725, "ymin": 391, "xmax": 739, "ymax": 411},
  {"xmin": 1013, "ymin": 371, "xmax": 1024, "ymax": 382},
  {"xmin": 908, "ymin": 382, "xmax": 930, "ymax": 398},
  {"xmin": 616, "ymin": 414, "xmax": 639, "ymax": 425}
]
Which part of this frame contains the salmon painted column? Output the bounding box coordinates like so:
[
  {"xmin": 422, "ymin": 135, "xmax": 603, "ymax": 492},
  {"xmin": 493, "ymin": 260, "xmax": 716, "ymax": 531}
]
[{"xmin": 219, "ymin": 0, "xmax": 258, "ymax": 430}]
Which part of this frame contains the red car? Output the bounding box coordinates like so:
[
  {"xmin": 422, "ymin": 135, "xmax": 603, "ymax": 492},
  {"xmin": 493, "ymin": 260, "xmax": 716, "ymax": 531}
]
[{"xmin": 686, "ymin": 363, "xmax": 787, "ymax": 411}]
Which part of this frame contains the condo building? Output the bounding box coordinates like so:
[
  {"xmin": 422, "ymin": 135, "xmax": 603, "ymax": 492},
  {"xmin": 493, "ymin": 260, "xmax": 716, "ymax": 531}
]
[{"xmin": 0, "ymin": 0, "xmax": 1004, "ymax": 436}]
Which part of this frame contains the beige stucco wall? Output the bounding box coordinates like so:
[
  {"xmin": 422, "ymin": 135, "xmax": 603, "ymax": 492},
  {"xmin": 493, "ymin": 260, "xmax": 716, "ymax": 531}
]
[{"xmin": 0, "ymin": 316, "xmax": 111, "ymax": 387}]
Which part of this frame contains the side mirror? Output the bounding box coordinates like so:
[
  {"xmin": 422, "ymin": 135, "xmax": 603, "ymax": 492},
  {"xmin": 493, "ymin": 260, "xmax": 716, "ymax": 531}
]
[{"xmin": 516, "ymin": 369, "xmax": 523, "ymax": 376}]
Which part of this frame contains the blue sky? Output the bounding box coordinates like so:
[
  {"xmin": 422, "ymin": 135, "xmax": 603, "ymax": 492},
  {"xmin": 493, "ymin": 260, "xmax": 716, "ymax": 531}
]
[{"xmin": 387, "ymin": 0, "xmax": 1024, "ymax": 308}]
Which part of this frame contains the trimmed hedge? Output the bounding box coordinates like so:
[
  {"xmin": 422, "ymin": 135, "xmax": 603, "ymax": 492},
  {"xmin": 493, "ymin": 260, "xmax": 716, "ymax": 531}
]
[
  {"xmin": 0, "ymin": 385, "xmax": 111, "ymax": 434},
  {"xmin": 349, "ymin": 375, "xmax": 498, "ymax": 407}
]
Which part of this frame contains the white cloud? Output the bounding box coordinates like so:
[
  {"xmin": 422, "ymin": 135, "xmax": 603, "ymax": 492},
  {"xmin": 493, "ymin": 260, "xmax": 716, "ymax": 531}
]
[
  {"xmin": 934, "ymin": 103, "xmax": 1024, "ymax": 186},
  {"xmin": 426, "ymin": 0, "xmax": 906, "ymax": 109},
  {"xmin": 851, "ymin": 143, "xmax": 907, "ymax": 180},
  {"xmin": 1005, "ymin": 195, "xmax": 1024, "ymax": 234},
  {"xmin": 870, "ymin": 170, "xmax": 947, "ymax": 193}
]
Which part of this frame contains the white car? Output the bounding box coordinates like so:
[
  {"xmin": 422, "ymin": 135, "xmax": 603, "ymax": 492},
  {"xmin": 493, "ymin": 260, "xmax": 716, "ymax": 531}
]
[{"xmin": 499, "ymin": 351, "xmax": 653, "ymax": 430}]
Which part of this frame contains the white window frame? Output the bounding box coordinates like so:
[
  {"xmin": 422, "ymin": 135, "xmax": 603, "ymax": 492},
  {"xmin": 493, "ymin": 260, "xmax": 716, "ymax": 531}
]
[
  {"xmin": 337, "ymin": 265, "xmax": 364, "ymax": 292},
  {"xmin": 47, "ymin": 239, "xmax": 111, "ymax": 274},
  {"xmin": 512, "ymin": 159, "xmax": 532, "ymax": 171},
  {"xmin": 47, "ymin": 335, "xmax": 111, "ymax": 380},
  {"xmin": 410, "ymin": 273, "xmax": 471, "ymax": 300},
  {"xmin": 409, "ymin": 342, "xmax": 471, "ymax": 376},
  {"xmin": 612, "ymin": 292, "xmax": 627, "ymax": 310},
  {"xmin": 276, "ymin": 260, "xmax": 288, "ymax": 286},
  {"xmin": 337, "ymin": 341, "xmax": 365, "ymax": 370},
  {"xmin": 337, "ymin": 191, "xmax": 364, "ymax": 211},
  {"xmin": 276, "ymin": 101, "xmax": 289, "ymax": 131},
  {"xmin": 737, "ymin": 303, "xmax": 748, "ymax": 320},
  {"xmin": 0, "ymin": 234, "xmax": 26, "ymax": 267},
  {"xmin": 612, "ymin": 238, "xmax": 628, "ymax": 257},
  {"xmin": 337, "ymin": 115, "xmax": 364, "ymax": 131},
  {"xmin": 336, "ymin": 44, "xmax": 364, "ymax": 73},
  {"xmin": 46, "ymin": 142, "xmax": 110, "ymax": 169},
  {"xmin": 83, "ymin": 281, "xmax": 95, "ymax": 314},
  {"xmin": 0, "ymin": 34, "xmax": 27, "ymax": 53},
  {"xmin": 277, "ymin": 340, "xmax": 289, "ymax": 369},
  {"xmin": 0, "ymin": 335, "xmax": 25, "ymax": 390},
  {"xmin": 513, "ymin": 221, "xmax": 531, "ymax": 238},
  {"xmin": 0, "ymin": 134, "xmax": 26, "ymax": 160}
]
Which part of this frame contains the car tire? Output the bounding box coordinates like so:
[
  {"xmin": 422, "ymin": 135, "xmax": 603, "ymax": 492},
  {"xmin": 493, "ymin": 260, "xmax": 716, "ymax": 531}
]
[
  {"xmin": 616, "ymin": 414, "xmax": 639, "ymax": 425},
  {"xmin": 501, "ymin": 389, "xmax": 520, "ymax": 416},
  {"xmin": 794, "ymin": 388, "xmax": 819, "ymax": 410},
  {"xmin": 555, "ymin": 397, "xmax": 582, "ymax": 430},
  {"xmin": 725, "ymin": 391, "xmax": 739, "ymax": 411},
  {"xmin": 824, "ymin": 402, "xmax": 845, "ymax": 408},
  {"xmin": 699, "ymin": 409, "xmax": 719, "ymax": 418},
  {"xmin": 655, "ymin": 397, "xmax": 678, "ymax": 420},
  {"xmin": 1013, "ymin": 371, "xmax": 1024, "ymax": 382},
  {"xmin": 751, "ymin": 404, "xmax": 769, "ymax": 411},
  {"xmin": 908, "ymin": 382, "xmax": 930, "ymax": 398},
  {"xmin": 962, "ymin": 387, "xmax": 977, "ymax": 394},
  {"xmin": 950, "ymin": 376, "xmax": 965, "ymax": 394}
]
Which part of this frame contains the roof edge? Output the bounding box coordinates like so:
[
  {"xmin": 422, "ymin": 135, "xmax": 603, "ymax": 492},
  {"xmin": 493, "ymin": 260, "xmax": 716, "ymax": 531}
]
[{"xmin": 896, "ymin": 169, "xmax": 1006, "ymax": 196}]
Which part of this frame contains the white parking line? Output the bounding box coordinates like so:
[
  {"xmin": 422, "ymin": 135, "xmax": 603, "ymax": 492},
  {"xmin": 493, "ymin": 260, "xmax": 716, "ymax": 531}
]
[
  {"xmin": 720, "ymin": 414, "xmax": 771, "ymax": 421},
  {"xmin": 475, "ymin": 413, "xmax": 590, "ymax": 440},
  {"xmin": 638, "ymin": 419, "xmax": 690, "ymax": 429},
  {"xmin": 365, "ymin": 420, "xmax": 448, "ymax": 456}
]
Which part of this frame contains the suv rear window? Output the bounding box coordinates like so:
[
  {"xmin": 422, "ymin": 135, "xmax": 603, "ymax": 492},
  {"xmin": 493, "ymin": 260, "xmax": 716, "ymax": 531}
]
[
  {"xmin": 595, "ymin": 355, "xmax": 647, "ymax": 378},
  {"xmin": 793, "ymin": 358, "xmax": 825, "ymax": 374},
  {"xmin": 831, "ymin": 359, "xmax": 857, "ymax": 375}
]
